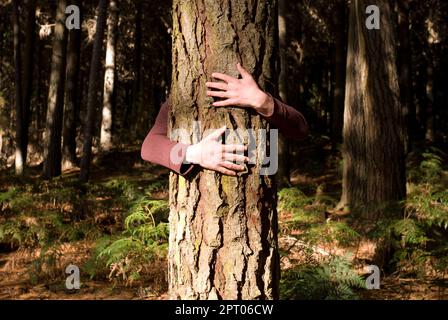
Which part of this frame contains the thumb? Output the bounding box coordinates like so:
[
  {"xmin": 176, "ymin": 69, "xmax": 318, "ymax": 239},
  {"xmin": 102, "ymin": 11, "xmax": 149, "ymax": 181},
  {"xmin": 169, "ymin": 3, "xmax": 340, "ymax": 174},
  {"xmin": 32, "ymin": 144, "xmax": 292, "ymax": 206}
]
[
  {"xmin": 205, "ymin": 126, "xmax": 227, "ymax": 141},
  {"xmin": 237, "ymin": 63, "xmax": 251, "ymax": 79}
]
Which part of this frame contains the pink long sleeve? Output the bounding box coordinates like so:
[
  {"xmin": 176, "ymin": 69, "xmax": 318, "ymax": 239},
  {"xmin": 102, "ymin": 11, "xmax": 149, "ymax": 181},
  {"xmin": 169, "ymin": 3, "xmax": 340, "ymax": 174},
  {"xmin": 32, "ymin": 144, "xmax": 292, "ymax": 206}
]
[
  {"xmin": 263, "ymin": 97, "xmax": 309, "ymax": 140},
  {"xmin": 140, "ymin": 101, "xmax": 194, "ymax": 175}
]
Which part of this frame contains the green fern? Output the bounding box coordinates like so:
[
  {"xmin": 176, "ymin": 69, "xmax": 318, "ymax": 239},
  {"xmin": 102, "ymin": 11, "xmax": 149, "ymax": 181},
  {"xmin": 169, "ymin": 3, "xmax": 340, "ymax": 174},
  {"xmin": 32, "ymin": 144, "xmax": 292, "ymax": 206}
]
[
  {"xmin": 281, "ymin": 255, "xmax": 365, "ymax": 300},
  {"xmin": 90, "ymin": 196, "xmax": 169, "ymax": 283}
]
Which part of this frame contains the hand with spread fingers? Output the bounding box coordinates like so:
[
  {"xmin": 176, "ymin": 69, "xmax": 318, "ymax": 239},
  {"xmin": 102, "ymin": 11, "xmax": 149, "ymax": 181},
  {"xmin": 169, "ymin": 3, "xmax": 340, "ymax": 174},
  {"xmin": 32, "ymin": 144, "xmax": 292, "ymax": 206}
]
[
  {"xmin": 206, "ymin": 63, "xmax": 275, "ymax": 117},
  {"xmin": 141, "ymin": 63, "xmax": 309, "ymax": 177},
  {"xmin": 185, "ymin": 126, "xmax": 249, "ymax": 176}
]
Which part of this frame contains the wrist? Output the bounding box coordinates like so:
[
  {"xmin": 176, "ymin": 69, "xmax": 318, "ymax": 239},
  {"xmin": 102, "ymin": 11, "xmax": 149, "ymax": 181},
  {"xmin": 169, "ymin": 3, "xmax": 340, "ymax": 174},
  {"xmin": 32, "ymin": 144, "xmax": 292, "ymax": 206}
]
[
  {"xmin": 186, "ymin": 144, "xmax": 200, "ymax": 164},
  {"xmin": 254, "ymin": 91, "xmax": 274, "ymax": 116}
]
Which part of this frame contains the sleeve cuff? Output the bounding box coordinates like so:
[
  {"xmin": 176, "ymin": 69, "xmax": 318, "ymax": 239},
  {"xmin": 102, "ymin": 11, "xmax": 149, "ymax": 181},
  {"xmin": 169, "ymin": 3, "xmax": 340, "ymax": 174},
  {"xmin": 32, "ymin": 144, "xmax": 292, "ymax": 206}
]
[{"xmin": 170, "ymin": 142, "xmax": 196, "ymax": 176}]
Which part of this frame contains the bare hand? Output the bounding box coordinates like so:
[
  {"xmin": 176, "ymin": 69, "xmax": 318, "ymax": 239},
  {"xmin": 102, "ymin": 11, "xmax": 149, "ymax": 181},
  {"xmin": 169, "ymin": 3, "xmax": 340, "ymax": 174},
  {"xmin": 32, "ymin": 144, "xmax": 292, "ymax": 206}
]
[
  {"xmin": 185, "ymin": 126, "xmax": 249, "ymax": 176},
  {"xmin": 206, "ymin": 63, "xmax": 274, "ymax": 116}
]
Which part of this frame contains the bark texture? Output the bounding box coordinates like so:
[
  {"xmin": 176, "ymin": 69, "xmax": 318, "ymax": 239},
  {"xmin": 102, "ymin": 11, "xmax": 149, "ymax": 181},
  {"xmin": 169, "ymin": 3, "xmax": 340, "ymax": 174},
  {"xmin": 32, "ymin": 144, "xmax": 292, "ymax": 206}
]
[
  {"xmin": 169, "ymin": 0, "xmax": 279, "ymax": 300},
  {"xmin": 340, "ymin": 0, "xmax": 406, "ymax": 218}
]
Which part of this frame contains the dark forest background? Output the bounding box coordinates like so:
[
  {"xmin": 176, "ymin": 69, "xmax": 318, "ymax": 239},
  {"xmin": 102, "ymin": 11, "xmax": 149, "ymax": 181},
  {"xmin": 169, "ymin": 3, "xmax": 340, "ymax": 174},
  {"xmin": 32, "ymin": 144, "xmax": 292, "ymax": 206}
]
[{"xmin": 0, "ymin": 0, "xmax": 447, "ymax": 299}]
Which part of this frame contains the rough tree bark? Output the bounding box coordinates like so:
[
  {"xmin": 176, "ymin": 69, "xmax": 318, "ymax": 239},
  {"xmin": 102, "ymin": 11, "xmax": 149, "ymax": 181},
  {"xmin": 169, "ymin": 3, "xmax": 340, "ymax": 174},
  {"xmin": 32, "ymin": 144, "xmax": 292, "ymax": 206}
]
[
  {"xmin": 168, "ymin": 0, "xmax": 279, "ymax": 300},
  {"xmin": 340, "ymin": 0, "xmax": 406, "ymax": 219},
  {"xmin": 100, "ymin": 0, "xmax": 119, "ymax": 152},
  {"xmin": 43, "ymin": 0, "xmax": 67, "ymax": 178},
  {"xmin": 63, "ymin": 0, "xmax": 82, "ymax": 169},
  {"xmin": 79, "ymin": 0, "xmax": 107, "ymax": 182}
]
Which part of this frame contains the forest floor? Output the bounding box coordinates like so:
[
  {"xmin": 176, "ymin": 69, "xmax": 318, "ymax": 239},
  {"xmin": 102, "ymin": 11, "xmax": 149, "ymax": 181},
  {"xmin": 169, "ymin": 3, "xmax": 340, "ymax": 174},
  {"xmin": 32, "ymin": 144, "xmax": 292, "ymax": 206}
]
[{"xmin": 1, "ymin": 141, "xmax": 447, "ymax": 300}]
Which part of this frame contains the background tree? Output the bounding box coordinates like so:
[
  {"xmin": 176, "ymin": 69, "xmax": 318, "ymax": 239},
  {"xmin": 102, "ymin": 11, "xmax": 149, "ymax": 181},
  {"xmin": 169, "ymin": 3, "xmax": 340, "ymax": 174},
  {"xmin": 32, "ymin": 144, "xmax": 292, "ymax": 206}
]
[
  {"xmin": 79, "ymin": 0, "xmax": 108, "ymax": 182},
  {"xmin": 100, "ymin": 0, "xmax": 119, "ymax": 152},
  {"xmin": 331, "ymin": 0, "xmax": 348, "ymax": 148},
  {"xmin": 169, "ymin": 0, "xmax": 279, "ymax": 299},
  {"xmin": 43, "ymin": 0, "xmax": 67, "ymax": 178},
  {"xmin": 21, "ymin": 0, "xmax": 37, "ymax": 169},
  {"xmin": 62, "ymin": 0, "xmax": 82, "ymax": 169},
  {"xmin": 340, "ymin": 0, "xmax": 406, "ymax": 250},
  {"xmin": 12, "ymin": 0, "xmax": 24, "ymax": 175},
  {"xmin": 277, "ymin": 0, "xmax": 291, "ymax": 188}
]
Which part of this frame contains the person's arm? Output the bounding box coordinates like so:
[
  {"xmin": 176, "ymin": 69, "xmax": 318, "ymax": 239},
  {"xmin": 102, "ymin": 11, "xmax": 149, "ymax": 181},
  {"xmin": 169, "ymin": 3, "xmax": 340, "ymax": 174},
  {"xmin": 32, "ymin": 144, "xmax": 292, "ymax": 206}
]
[
  {"xmin": 207, "ymin": 63, "xmax": 309, "ymax": 140},
  {"xmin": 140, "ymin": 101, "xmax": 194, "ymax": 175},
  {"xmin": 141, "ymin": 101, "xmax": 248, "ymax": 176},
  {"xmin": 257, "ymin": 94, "xmax": 309, "ymax": 140}
]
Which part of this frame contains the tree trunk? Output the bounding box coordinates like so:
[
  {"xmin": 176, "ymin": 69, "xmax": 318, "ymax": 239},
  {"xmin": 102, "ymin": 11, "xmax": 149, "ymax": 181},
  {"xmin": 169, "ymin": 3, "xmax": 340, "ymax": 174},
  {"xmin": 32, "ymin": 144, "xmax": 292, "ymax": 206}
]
[
  {"xmin": 168, "ymin": 0, "xmax": 279, "ymax": 300},
  {"xmin": 340, "ymin": 0, "xmax": 406, "ymax": 219},
  {"xmin": 277, "ymin": 0, "xmax": 290, "ymax": 188},
  {"xmin": 13, "ymin": 0, "xmax": 24, "ymax": 175},
  {"xmin": 79, "ymin": 0, "xmax": 108, "ymax": 182},
  {"xmin": 21, "ymin": 0, "xmax": 36, "ymax": 166},
  {"xmin": 397, "ymin": 0, "xmax": 414, "ymax": 152},
  {"xmin": 62, "ymin": 0, "xmax": 82, "ymax": 169},
  {"xmin": 128, "ymin": 1, "xmax": 142, "ymax": 133},
  {"xmin": 43, "ymin": 0, "xmax": 67, "ymax": 179},
  {"xmin": 100, "ymin": 0, "xmax": 119, "ymax": 152},
  {"xmin": 424, "ymin": 6, "xmax": 439, "ymax": 143},
  {"xmin": 331, "ymin": 0, "xmax": 347, "ymax": 148}
]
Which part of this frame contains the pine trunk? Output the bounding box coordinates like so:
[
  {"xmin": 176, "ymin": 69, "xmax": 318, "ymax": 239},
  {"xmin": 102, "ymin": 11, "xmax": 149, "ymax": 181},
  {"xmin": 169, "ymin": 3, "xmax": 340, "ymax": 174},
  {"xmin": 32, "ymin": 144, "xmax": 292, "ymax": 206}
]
[
  {"xmin": 277, "ymin": 0, "xmax": 290, "ymax": 188},
  {"xmin": 79, "ymin": 0, "xmax": 107, "ymax": 182},
  {"xmin": 168, "ymin": 0, "xmax": 279, "ymax": 300},
  {"xmin": 340, "ymin": 0, "xmax": 406, "ymax": 219},
  {"xmin": 43, "ymin": 0, "xmax": 67, "ymax": 178},
  {"xmin": 100, "ymin": 0, "xmax": 118, "ymax": 152},
  {"xmin": 13, "ymin": 0, "xmax": 24, "ymax": 175},
  {"xmin": 63, "ymin": 0, "xmax": 82, "ymax": 169},
  {"xmin": 21, "ymin": 0, "xmax": 36, "ymax": 166},
  {"xmin": 331, "ymin": 0, "xmax": 347, "ymax": 148},
  {"xmin": 397, "ymin": 0, "xmax": 414, "ymax": 151}
]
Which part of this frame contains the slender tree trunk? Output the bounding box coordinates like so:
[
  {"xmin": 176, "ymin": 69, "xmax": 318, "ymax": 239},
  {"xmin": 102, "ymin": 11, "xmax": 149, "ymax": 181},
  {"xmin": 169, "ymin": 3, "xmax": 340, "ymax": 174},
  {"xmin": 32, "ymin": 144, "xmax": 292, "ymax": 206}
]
[
  {"xmin": 340, "ymin": 0, "xmax": 406, "ymax": 218},
  {"xmin": 425, "ymin": 59, "xmax": 435, "ymax": 142},
  {"xmin": 62, "ymin": 0, "xmax": 82, "ymax": 169},
  {"xmin": 169, "ymin": 0, "xmax": 279, "ymax": 300},
  {"xmin": 100, "ymin": 0, "xmax": 119, "ymax": 152},
  {"xmin": 397, "ymin": 0, "xmax": 414, "ymax": 152},
  {"xmin": 79, "ymin": 0, "xmax": 108, "ymax": 182},
  {"xmin": 129, "ymin": 1, "xmax": 142, "ymax": 133},
  {"xmin": 425, "ymin": 6, "xmax": 437, "ymax": 143},
  {"xmin": 36, "ymin": 36, "xmax": 44, "ymax": 130},
  {"xmin": 331, "ymin": 0, "xmax": 347, "ymax": 148},
  {"xmin": 43, "ymin": 0, "xmax": 67, "ymax": 179},
  {"xmin": 277, "ymin": 0, "xmax": 290, "ymax": 188},
  {"xmin": 13, "ymin": 0, "xmax": 24, "ymax": 175},
  {"xmin": 21, "ymin": 0, "xmax": 36, "ymax": 165}
]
